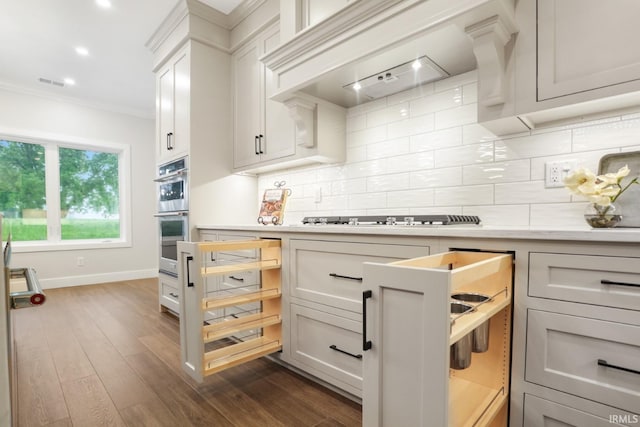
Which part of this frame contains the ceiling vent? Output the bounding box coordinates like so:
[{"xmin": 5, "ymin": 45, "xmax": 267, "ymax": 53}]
[
  {"xmin": 342, "ymin": 55, "xmax": 449, "ymax": 100},
  {"xmin": 39, "ymin": 77, "xmax": 65, "ymax": 87}
]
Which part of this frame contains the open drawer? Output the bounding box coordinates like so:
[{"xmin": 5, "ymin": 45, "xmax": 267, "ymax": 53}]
[{"xmin": 362, "ymin": 251, "xmax": 513, "ymax": 427}]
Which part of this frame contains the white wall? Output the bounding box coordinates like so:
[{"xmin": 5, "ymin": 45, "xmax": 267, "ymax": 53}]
[
  {"xmin": 258, "ymin": 71, "xmax": 640, "ymax": 227},
  {"xmin": 0, "ymin": 87, "xmax": 157, "ymax": 288}
]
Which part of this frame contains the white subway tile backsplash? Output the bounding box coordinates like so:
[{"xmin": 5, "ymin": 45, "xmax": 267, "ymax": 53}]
[
  {"xmin": 347, "ymin": 114, "xmax": 366, "ymax": 133},
  {"xmin": 434, "ymin": 103, "xmax": 477, "ymax": 130},
  {"xmin": 435, "ymin": 142, "xmax": 494, "ymax": 168},
  {"xmin": 331, "ymin": 178, "xmax": 366, "ymax": 195},
  {"xmin": 387, "ymin": 84, "xmax": 435, "ymax": 105},
  {"xmin": 366, "ymin": 103, "xmax": 410, "ymax": 127},
  {"xmin": 387, "ymin": 151, "xmax": 435, "ymax": 173},
  {"xmin": 367, "ymin": 137, "xmax": 410, "ymax": 160},
  {"xmin": 410, "ymin": 127, "xmax": 462, "ymax": 152},
  {"xmin": 573, "ymin": 119, "xmax": 640, "ymax": 151},
  {"xmin": 348, "ymin": 192, "xmax": 387, "ymax": 210},
  {"xmin": 495, "ymin": 130, "xmax": 571, "ymax": 161},
  {"xmin": 494, "ymin": 181, "xmax": 569, "ymax": 204},
  {"xmin": 463, "ymin": 205, "xmax": 530, "ymax": 226},
  {"xmin": 348, "ymin": 125, "xmax": 387, "ymax": 147},
  {"xmin": 463, "ymin": 159, "xmax": 530, "ymax": 185},
  {"xmin": 530, "ymin": 203, "xmax": 588, "ymax": 228},
  {"xmin": 367, "ymin": 173, "xmax": 410, "ymax": 192},
  {"xmin": 462, "ymin": 123, "xmax": 500, "ymax": 145},
  {"xmin": 386, "ymin": 188, "xmax": 434, "ymax": 208},
  {"xmin": 387, "ymin": 114, "xmax": 435, "ymax": 139},
  {"xmin": 343, "ymin": 159, "xmax": 387, "ymax": 179},
  {"xmin": 434, "ymin": 184, "xmax": 493, "ymax": 206},
  {"xmin": 410, "ymin": 88, "xmax": 462, "ymax": 116},
  {"xmin": 410, "ymin": 167, "xmax": 462, "ymax": 188},
  {"xmin": 258, "ymin": 72, "xmax": 640, "ymax": 227}
]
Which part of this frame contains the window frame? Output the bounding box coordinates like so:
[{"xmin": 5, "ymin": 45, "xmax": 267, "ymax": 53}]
[{"xmin": 1, "ymin": 130, "xmax": 131, "ymax": 253}]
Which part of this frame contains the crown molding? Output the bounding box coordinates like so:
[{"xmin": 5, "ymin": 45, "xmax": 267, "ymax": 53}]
[{"xmin": 0, "ymin": 81, "xmax": 154, "ymax": 120}]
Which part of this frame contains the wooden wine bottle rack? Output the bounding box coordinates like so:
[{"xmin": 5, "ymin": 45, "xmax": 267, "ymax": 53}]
[{"xmin": 177, "ymin": 239, "xmax": 282, "ymax": 382}]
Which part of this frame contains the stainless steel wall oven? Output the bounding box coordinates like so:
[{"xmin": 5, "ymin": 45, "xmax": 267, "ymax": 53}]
[{"xmin": 155, "ymin": 157, "xmax": 189, "ymax": 277}]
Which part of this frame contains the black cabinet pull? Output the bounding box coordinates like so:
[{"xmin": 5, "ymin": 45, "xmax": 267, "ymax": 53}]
[
  {"xmin": 329, "ymin": 273, "xmax": 363, "ymax": 282},
  {"xmin": 329, "ymin": 344, "xmax": 362, "ymax": 359},
  {"xmin": 254, "ymin": 135, "xmax": 259, "ymax": 155},
  {"xmin": 598, "ymin": 359, "xmax": 640, "ymax": 376},
  {"xmin": 167, "ymin": 132, "xmax": 173, "ymax": 150},
  {"xmin": 169, "ymin": 292, "xmax": 178, "ymax": 299},
  {"xmin": 601, "ymin": 279, "xmax": 640, "ymax": 288},
  {"xmin": 186, "ymin": 256, "xmax": 194, "ymax": 287},
  {"xmin": 229, "ymin": 275, "xmax": 244, "ymax": 282},
  {"xmin": 363, "ymin": 290, "xmax": 372, "ymax": 351},
  {"xmin": 258, "ymin": 134, "xmax": 264, "ymax": 154}
]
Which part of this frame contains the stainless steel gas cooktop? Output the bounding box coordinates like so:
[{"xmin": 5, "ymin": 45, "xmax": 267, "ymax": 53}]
[{"xmin": 301, "ymin": 215, "xmax": 481, "ymax": 226}]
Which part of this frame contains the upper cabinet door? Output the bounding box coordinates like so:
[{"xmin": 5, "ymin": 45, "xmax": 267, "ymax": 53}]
[
  {"xmin": 262, "ymin": 26, "xmax": 296, "ymax": 164},
  {"xmin": 537, "ymin": 0, "xmax": 640, "ymax": 101},
  {"xmin": 157, "ymin": 48, "xmax": 189, "ymax": 162},
  {"xmin": 158, "ymin": 65, "xmax": 174, "ymax": 160},
  {"xmin": 232, "ymin": 40, "xmax": 262, "ymax": 169}
]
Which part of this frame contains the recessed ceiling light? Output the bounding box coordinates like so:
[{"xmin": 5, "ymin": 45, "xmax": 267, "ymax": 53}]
[
  {"xmin": 352, "ymin": 82, "xmax": 362, "ymax": 91},
  {"xmin": 64, "ymin": 78, "xmax": 76, "ymax": 86},
  {"xmin": 96, "ymin": 0, "xmax": 111, "ymax": 8},
  {"xmin": 412, "ymin": 59, "xmax": 422, "ymax": 70},
  {"xmin": 75, "ymin": 46, "xmax": 89, "ymax": 56}
]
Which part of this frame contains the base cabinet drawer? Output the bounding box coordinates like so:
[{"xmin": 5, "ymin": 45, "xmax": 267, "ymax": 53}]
[
  {"xmin": 526, "ymin": 310, "xmax": 640, "ymax": 414},
  {"xmin": 290, "ymin": 239, "xmax": 428, "ymax": 313},
  {"xmin": 159, "ymin": 275, "xmax": 179, "ymax": 313},
  {"xmin": 523, "ymin": 394, "xmax": 633, "ymax": 426},
  {"xmin": 290, "ymin": 304, "xmax": 362, "ymax": 396},
  {"xmin": 529, "ymin": 253, "xmax": 640, "ymax": 311}
]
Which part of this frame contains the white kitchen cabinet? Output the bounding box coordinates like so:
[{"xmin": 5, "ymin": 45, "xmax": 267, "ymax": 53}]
[
  {"xmin": 362, "ymin": 251, "xmax": 513, "ymax": 427},
  {"xmin": 289, "ymin": 239, "xmax": 429, "ymax": 313},
  {"xmin": 523, "ymin": 394, "xmax": 629, "ymax": 427},
  {"xmin": 233, "ymin": 23, "xmax": 296, "ymax": 170},
  {"xmin": 480, "ymin": 0, "xmax": 640, "ymax": 134},
  {"xmin": 156, "ymin": 46, "xmax": 189, "ymax": 162},
  {"xmin": 159, "ymin": 272, "xmax": 180, "ymax": 314}
]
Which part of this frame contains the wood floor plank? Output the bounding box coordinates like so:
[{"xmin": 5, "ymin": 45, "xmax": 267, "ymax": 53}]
[
  {"xmin": 15, "ymin": 279, "xmax": 363, "ymax": 427},
  {"xmin": 118, "ymin": 397, "xmax": 182, "ymax": 427},
  {"xmin": 60, "ymin": 374, "xmax": 126, "ymax": 427},
  {"xmin": 125, "ymin": 351, "xmax": 234, "ymax": 427},
  {"xmin": 16, "ymin": 337, "xmax": 70, "ymax": 426}
]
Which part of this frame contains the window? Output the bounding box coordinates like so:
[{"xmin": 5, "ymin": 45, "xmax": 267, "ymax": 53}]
[{"xmin": 0, "ymin": 135, "xmax": 129, "ymax": 249}]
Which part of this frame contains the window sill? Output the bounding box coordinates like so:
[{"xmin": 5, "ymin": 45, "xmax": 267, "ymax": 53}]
[{"xmin": 10, "ymin": 239, "xmax": 132, "ymax": 253}]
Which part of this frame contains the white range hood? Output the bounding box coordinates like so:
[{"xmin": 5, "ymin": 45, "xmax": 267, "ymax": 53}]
[{"xmin": 261, "ymin": 0, "xmax": 517, "ymax": 109}]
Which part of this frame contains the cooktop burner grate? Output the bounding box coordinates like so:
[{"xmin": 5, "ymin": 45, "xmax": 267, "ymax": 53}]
[{"xmin": 301, "ymin": 215, "xmax": 481, "ymax": 226}]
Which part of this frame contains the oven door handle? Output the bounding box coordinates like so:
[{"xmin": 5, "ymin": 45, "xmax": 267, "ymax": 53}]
[
  {"xmin": 153, "ymin": 168, "xmax": 188, "ymax": 182},
  {"xmin": 154, "ymin": 212, "xmax": 188, "ymax": 217}
]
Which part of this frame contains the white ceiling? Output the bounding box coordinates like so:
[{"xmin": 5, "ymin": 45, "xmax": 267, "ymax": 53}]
[{"xmin": 0, "ymin": 0, "xmax": 243, "ymax": 118}]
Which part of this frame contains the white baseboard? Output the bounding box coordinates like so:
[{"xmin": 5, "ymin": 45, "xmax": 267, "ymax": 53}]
[{"xmin": 39, "ymin": 269, "xmax": 159, "ymax": 289}]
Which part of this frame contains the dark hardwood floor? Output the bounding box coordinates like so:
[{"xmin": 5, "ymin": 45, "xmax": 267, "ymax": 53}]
[{"xmin": 13, "ymin": 279, "xmax": 362, "ymax": 426}]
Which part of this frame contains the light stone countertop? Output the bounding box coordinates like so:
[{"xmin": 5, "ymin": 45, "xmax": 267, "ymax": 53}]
[{"xmin": 197, "ymin": 224, "xmax": 640, "ymax": 243}]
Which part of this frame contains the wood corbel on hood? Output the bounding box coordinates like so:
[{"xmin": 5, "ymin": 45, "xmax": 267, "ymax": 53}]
[{"xmin": 261, "ymin": 0, "xmax": 517, "ymax": 107}]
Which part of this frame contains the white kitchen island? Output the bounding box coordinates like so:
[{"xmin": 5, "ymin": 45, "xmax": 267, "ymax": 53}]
[{"xmin": 195, "ymin": 224, "xmax": 640, "ymax": 427}]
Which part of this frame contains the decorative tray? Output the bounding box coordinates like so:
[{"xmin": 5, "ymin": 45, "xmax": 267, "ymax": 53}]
[{"xmin": 599, "ymin": 151, "xmax": 640, "ymax": 228}]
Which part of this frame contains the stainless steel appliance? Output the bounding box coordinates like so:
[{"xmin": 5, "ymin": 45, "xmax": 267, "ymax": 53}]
[
  {"xmin": 156, "ymin": 212, "xmax": 188, "ymax": 277},
  {"xmin": 155, "ymin": 157, "xmax": 189, "ymax": 278},
  {"xmin": 155, "ymin": 157, "xmax": 188, "ymax": 213},
  {"xmin": 301, "ymin": 214, "xmax": 481, "ymax": 226}
]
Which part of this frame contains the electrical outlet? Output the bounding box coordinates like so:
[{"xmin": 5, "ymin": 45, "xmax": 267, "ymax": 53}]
[
  {"xmin": 545, "ymin": 160, "xmax": 577, "ymax": 188},
  {"xmin": 77, "ymin": 256, "xmax": 85, "ymax": 267}
]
